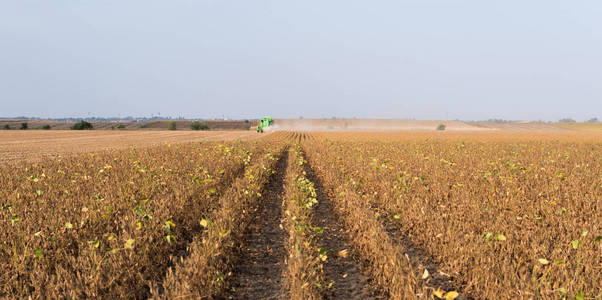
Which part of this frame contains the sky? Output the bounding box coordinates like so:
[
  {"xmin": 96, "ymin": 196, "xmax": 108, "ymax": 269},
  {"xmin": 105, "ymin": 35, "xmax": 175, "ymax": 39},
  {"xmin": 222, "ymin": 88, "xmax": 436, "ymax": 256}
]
[{"xmin": 0, "ymin": 1, "xmax": 601, "ymax": 121}]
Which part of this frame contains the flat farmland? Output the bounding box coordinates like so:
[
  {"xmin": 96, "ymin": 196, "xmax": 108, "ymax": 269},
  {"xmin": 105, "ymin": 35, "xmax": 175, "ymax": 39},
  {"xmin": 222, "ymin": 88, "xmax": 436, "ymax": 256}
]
[
  {"xmin": 0, "ymin": 130, "xmax": 259, "ymax": 163},
  {"xmin": 0, "ymin": 131, "xmax": 600, "ymax": 299}
]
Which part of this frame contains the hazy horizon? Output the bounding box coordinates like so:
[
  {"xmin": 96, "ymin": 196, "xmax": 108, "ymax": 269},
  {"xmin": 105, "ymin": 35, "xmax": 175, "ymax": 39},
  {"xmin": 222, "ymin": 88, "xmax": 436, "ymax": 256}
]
[
  {"xmin": 1, "ymin": 1, "xmax": 601, "ymax": 121},
  {"xmin": 0, "ymin": 115, "xmax": 597, "ymax": 123}
]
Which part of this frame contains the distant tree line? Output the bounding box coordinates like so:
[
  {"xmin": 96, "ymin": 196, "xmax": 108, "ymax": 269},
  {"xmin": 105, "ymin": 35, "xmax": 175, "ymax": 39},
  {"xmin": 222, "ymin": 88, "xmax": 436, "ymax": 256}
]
[
  {"xmin": 486, "ymin": 119, "xmax": 516, "ymax": 123},
  {"xmin": 1, "ymin": 123, "xmax": 29, "ymax": 130},
  {"xmin": 469, "ymin": 117, "xmax": 600, "ymax": 123},
  {"xmin": 559, "ymin": 118, "xmax": 576, "ymax": 123},
  {"xmin": 558, "ymin": 117, "xmax": 599, "ymax": 123}
]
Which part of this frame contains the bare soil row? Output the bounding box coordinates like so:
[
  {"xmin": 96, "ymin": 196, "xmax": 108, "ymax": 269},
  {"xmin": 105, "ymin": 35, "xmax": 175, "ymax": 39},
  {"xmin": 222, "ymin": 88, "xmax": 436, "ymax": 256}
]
[{"xmin": 209, "ymin": 139, "xmax": 467, "ymax": 299}]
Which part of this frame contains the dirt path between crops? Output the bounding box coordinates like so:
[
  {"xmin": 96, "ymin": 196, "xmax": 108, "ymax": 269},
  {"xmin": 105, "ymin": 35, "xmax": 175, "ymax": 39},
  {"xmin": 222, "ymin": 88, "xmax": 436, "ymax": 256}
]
[
  {"xmin": 377, "ymin": 210, "xmax": 472, "ymax": 300},
  {"xmin": 305, "ymin": 164, "xmax": 379, "ymax": 299},
  {"xmin": 222, "ymin": 152, "xmax": 289, "ymax": 300}
]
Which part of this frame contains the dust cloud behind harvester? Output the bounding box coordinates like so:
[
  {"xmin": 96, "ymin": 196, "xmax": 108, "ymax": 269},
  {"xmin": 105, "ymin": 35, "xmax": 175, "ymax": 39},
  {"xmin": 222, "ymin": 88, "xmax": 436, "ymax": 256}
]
[{"xmin": 267, "ymin": 119, "xmax": 490, "ymax": 132}]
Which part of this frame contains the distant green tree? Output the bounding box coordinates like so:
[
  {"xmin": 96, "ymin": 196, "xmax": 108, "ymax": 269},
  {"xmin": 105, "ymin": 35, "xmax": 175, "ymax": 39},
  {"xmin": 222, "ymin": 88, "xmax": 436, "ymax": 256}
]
[
  {"xmin": 190, "ymin": 121, "xmax": 209, "ymax": 130},
  {"xmin": 117, "ymin": 124, "xmax": 126, "ymax": 129},
  {"xmin": 436, "ymin": 124, "xmax": 446, "ymax": 131},
  {"xmin": 20, "ymin": 122, "xmax": 28, "ymax": 130},
  {"xmin": 42, "ymin": 125, "xmax": 51, "ymax": 130},
  {"xmin": 2, "ymin": 124, "xmax": 10, "ymax": 130},
  {"xmin": 586, "ymin": 117, "xmax": 598, "ymax": 123},
  {"xmin": 71, "ymin": 120, "xmax": 93, "ymax": 130},
  {"xmin": 168, "ymin": 122, "xmax": 177, "ymax": 130}
]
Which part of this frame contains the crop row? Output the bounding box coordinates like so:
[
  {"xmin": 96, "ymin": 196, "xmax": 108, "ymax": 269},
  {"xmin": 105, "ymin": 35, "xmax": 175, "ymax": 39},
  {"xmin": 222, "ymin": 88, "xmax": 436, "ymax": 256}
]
[
  {"xmin": 2, "ymin": 131, "xmax": 599, "ymax": 299},
  {"xmin": 0, "ymin": 140, "xmax": 272, "ymax": 298},
  {"xmin": 304, "ymin": 136, "xmax": 601, "ymax": 299},
  {"xmin": 155, "ymin": 142, "xmax": 287, "ymax": 298},
  {"xmin": 303, "ymin": 143, "xmax": 420, "ymax": 299},
  {"xmin": 282, "ymin": 145, "xmax": 324, "ymax": 299}
]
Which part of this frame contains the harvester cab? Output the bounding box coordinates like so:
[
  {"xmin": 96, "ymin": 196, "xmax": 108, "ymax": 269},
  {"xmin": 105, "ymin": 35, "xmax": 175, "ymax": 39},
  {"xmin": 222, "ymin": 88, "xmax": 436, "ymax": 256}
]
[{"xmin": 257, "ymin": 117, "xmax": 273, "ymax": 133}]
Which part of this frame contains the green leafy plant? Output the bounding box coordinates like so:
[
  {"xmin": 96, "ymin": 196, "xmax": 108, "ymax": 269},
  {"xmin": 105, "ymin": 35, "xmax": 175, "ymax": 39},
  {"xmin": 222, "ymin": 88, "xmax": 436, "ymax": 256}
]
[
  {"xmin": 571, "ymin": 240, "xmax": 580, "ymax": 249},
  {"xmin": 483, "ymin": 232, "xmax": 506, "ymax": 241}
]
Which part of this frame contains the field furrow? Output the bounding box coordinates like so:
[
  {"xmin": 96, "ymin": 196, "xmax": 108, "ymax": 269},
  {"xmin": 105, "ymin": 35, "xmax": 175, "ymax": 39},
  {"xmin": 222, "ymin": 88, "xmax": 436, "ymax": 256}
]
[
  {"xmin": 1, "ymin": 130, "xmax": 600, "ymax": 300},
  {"xmin": 223, "ymin": 149, "xmax": 289, "ymax": 299},
  {"xmin": 304, "ymin": 135, "xmax": 602, "ymax": 299},
  {"xmin": 303, "ymin": 142, "xmax": 419, "ymax": 299},
  {"xmin": 385, "ymin": 210, "xmax": 470, "ymax": 296},
  {"xmin": 308, "ymin": 166, "xmax": 377, "ymax": 299},
  {"xmin": 155, "ymin": 143, "xmax": 287, "ymax": 299},
  {"xmin": 1, "ymin": 142, "xmax": 252, "ymax": 297}
]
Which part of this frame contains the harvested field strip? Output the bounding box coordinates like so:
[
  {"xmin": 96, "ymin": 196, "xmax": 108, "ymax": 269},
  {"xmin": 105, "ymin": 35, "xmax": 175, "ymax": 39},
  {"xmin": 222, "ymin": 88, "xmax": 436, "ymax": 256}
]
[
  {"xmin": 281, "ymin": 145, "xmax": 324, "ymax": 300},
  {"xmin": 0, "ymin": 130, "xmax": 261, "ymax": 163},
  {"xmin": 222, "ymin": 148, "xmax": 289, "ymax": 299},
  {"xmin": 155, "ymin": 144, "xmax": 287, "ymax": 298},
  {"xmin": 0, "ymin": 141, "xmax": 262, "ymax": 298},
  {"xmin": 290, "ymin": 131, "xmax": 315, "ymax": 142},
  {"xmin": 304, "ymin": 143, "xmax": 418, "ymax": 299},
  {"xmin": 311, "ymin": 130, "xmax": 602, "ymax": 142}
]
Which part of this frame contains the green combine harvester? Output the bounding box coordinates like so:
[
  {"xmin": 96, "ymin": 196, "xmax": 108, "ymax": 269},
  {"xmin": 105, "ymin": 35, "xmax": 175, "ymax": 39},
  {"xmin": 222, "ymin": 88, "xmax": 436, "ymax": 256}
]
[{"xmin": 257, "ymin": 117, "xmax": 273, "ymax": 133}]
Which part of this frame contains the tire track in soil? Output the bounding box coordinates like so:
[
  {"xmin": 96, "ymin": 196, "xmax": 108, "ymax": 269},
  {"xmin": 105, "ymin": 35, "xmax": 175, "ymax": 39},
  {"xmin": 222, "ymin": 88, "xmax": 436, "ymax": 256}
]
[
  {"xmin": 222, "ymin": 151, "xmax": 289, "ymax": 300},
  {"xmin": 305, "ymin": 163, "xmax": 380, "ymax": 300}
]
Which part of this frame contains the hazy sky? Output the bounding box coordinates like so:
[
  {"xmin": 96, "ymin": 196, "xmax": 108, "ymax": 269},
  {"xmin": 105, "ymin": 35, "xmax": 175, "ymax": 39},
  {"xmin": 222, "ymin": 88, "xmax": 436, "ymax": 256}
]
[{"xmin": 1, "ymin": 1, "xmax": 601, "ymax": 121}]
